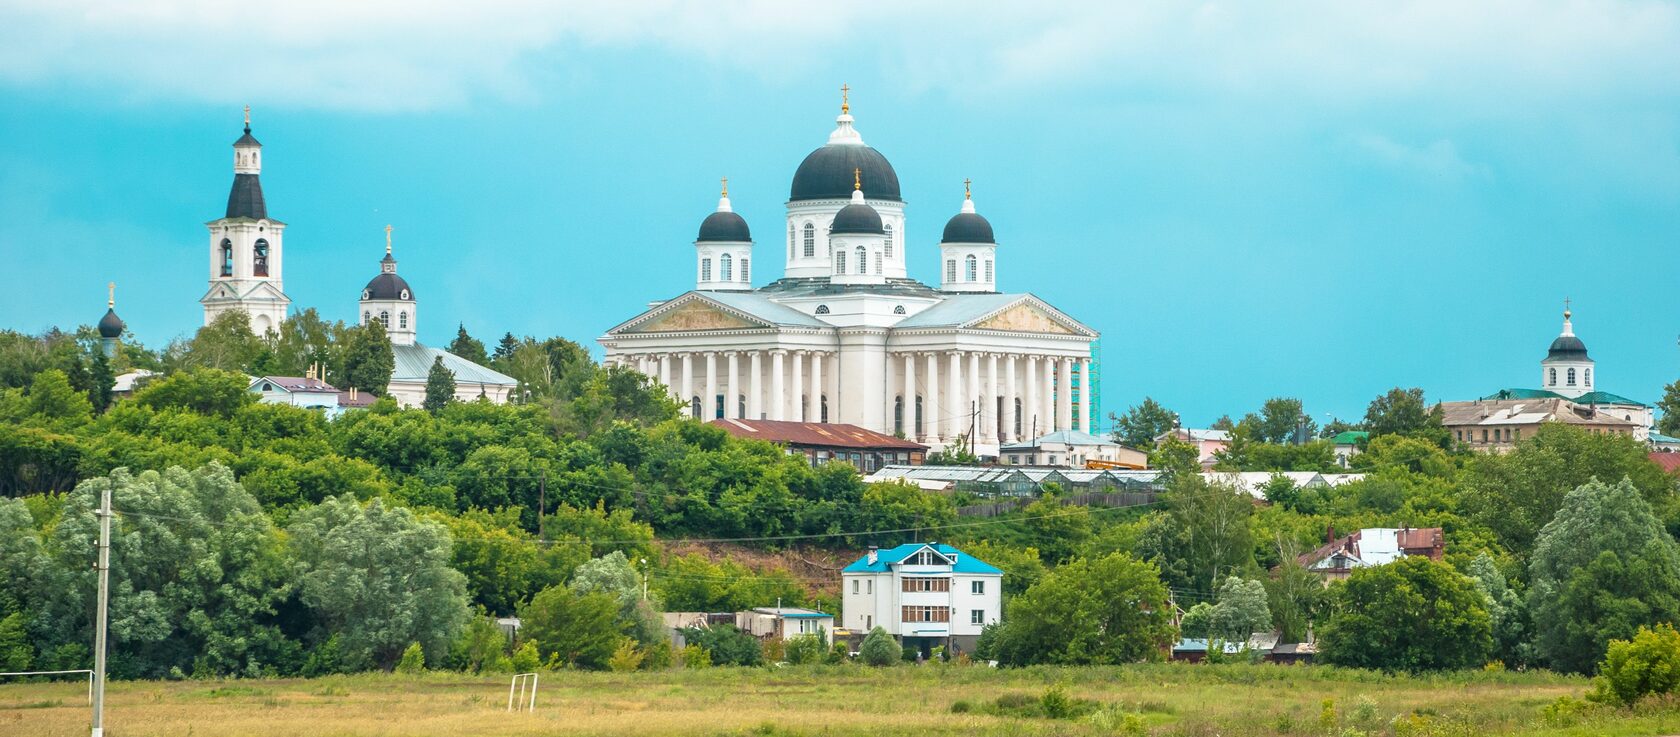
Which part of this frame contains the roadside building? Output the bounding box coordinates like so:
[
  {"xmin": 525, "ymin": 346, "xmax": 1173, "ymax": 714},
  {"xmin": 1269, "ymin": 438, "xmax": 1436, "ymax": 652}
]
[
  {"xmin": 840, "ymin": 542, "xmax": 1002, "ymax": 656},
  {"xmin": 998, "ymin": 430, "xmax": 1147, "ymax": 468},
  {"xmin": 735, "ymin": 607, "xmax": 835, "ymax": 646},
  {"xmin": 1438, "ymin": 397, "xmax": 1640, "ymax": 452},
  {"xmin": 250, "ymin": 373, "xmax": 349, "ymax": 417},
  {"xmin": 709, "ymin": 418, "xmax": 926, "ymax": 472},
  {"xmin": 1298, "ymin": 527, "xmax": 1444, "ymax": 581},
  {"xmin": 1156, "ymin": 428, "xmax": 1230, "ymax": 469}
]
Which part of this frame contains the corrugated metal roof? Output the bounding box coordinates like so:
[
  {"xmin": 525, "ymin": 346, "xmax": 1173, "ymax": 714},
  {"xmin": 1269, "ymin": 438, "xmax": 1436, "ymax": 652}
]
[
  {"xmin": 842, "ymin": 543, "xmax": 1004, "ymax": 574},
  {"xmin": 999, "ymin": 429, "xmax": 1117, "ymax": 451},
  {"xmin": 391, "ymin": 344, "xmax": 517, "ymax": 386},
  {"xmin": 709, "ymin": 419, "xmax": 926, "ymax": 450},
  {"xmin": 251, "ymin": 375, "xmax": 339, "ymax": 393},
  {"xmin": 894, "ymin": 293, "xmax": 1023, "ymax": 328},
  {"xmin": 699, "ymin": 291, "xmax": 829, "ymax": 327}
]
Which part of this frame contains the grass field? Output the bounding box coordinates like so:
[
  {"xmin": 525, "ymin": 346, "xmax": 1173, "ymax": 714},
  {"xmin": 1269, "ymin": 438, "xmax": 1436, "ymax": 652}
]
[{"xmin": 3, "ymin": 663, "xmax": 1679, "ymax": 737}]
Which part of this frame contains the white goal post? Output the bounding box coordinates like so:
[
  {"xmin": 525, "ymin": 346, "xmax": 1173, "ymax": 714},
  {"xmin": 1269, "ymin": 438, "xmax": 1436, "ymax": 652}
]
[
  {"xmin": 0, "ymin": 669, "xmax": 94, "ymax": 704},
  {"xmin": 507, "ymin": 672, "xmax": 538, "ymax": 712}
]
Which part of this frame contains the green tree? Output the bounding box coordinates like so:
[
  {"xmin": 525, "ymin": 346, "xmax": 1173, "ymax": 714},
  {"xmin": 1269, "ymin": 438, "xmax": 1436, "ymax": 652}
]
[
  {"xmin": 433, "ymin": 509, "xmax": 578, "ymax": 615},
  {"xmin": 519, "ymin": 584, "xmax": 621, "ymax": 669},
  {"xmin": 1659, "ymin": 380, "xmax": 1680, "ymax": 438},
  {"xmin": 1464, "ymin": 553, "xmax": 1531, "ymax": 668},
  {"xmin": 1112, "ymin": 397, "xmax": 1177, "ymax": 449},
  {"xmin": 288, "ymin": 494, "xmax": 469, "ymax": 670},
  {"xmin": 957, "ymin": 540, "xmax": 1046, "ymax": 600},
  {"xmin": 1589, "ymin": 623, "xmax": 1680, "ymax": 706},
  {"xmin": 338, "ymin": 320, "xmax": 395, "ymax": 396},
  {"xmin": 1207, "ymin": 576, "xmax": 1272, "ymax": 644},
  {"xmin": 23, "ymin": 369, "xmax": 92, "ymax": 426},
  {"xmin": 448, "ymin": 324, "xmax": 489, "ymax": 366},
  {"xmin": 1264, "ymin": 548, "xmax": 1323, "ymax": 644},
  {"xmin": 989, "ymin": 553, "xmax": 1175, "ymax": 666},
  {"xmin": 263, "ymin": 309, "xmax": 339, "ymax": 377},
  {"xmin": 492, "ymin": 332, "xmax": 519, "ymax": 364},
  {"xmin": 783, "ymin": 631, "xmax": 828, "ymax": 665},
  {"xmin": 183, "ymin": 310, "xmax": 264, "ymax": 371},
  {"xmin": 423, "ymin": 356, "xmax": 455, "ymax": 412},
  {"xmin": 1179, "ymin": 602, "xmax": 1213, "ymax": 639},
  {"xmin": 555, "ymin": 365, "xmax": 680, "ymax": 436},
  {"xmin": 858, "ymin": 626, "xmax": 901, "ymax": 666},
  {"xmin": 1246, "ymin": 397, "xmax": 1314, "ymax": 444},
  {"xmin": 1318, "ymin": 556, "xmax": 1492, "ymax": 671},
  {"xmin": 1139, "ymin": 474, "xmax": 1255, "ymax": 592},
  {"xmin": 1529, "ymin": 477, "xmax": 1680, "ymax": 674},
  {"xmin": 681, "ymin": 623, "xmax": 763, "ymax": 667},
  {"xmin": 924, "ymin": 433, "xmax": 980, "ymax": 466},
  {"xmin": 394, "ymin": 642, "xmax": 426, "ymax": 673},
  {"xmin": 570, "ymin": 551, "xmax": 665, "ymax": 652},
  {"xmin": 1363, "ymin": 387, "xmax": 1445, "ymax": 442},
  {"xmin": 132, "ymin": 367, "xmax": 253, "ymax": 418},
  {"xmin": 1147, "ymin": 436, "xmax": 1201, "ymax": 477},
  {"xmin": 0, "ymin": 612, "xmax": 31, "ymax": 671}
]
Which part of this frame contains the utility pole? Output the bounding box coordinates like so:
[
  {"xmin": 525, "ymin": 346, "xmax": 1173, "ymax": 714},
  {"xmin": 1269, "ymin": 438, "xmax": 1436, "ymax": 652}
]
[
  {"xmin": 639, "ymin": 558, "xmax": 649, "ymax": 601},
  {"xmin": 91, "ymin": 483, "xmax": 112, "ymax": 737},
  {"xmin": 538, "ymin": 471, "xmax": 546, "ymax": 542}
]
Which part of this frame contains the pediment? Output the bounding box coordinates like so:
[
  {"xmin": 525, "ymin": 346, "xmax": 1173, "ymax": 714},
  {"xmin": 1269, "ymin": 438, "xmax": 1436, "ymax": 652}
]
[
  {"xmin": 973, "ymin": 302, "xmax": 1076, "ymax": 335},
  {"xmin": 626, "ymin": 297, "xmax": 759, "ymax": 333}
]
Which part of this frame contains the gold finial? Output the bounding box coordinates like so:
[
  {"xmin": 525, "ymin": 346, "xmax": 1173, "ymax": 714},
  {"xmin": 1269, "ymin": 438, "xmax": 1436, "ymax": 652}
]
[
  {"xmin": 107, "ymin": 281, "xmax": 115, "ymax": 308},
  {"xmin": 964, "ymin": 178, "xmax": 972, "ymax": 200},
  {"xmin": 840, "ymin": 83, "xmax": 850, "ymax": 114},
  {"xmin": 384, "ymin": 224, "xmax": 393, "ymax": 255},
  {"xmin": 1564, "ymin": 296, "xmax": 1572, "ymax": 320},
  {"xmin": 720, "ymin": 176, "xmax": 728, "ymax": 197},
  {"xmin": 854, "ymin": 168, "xmax": 861, "ymax": 191},
  {"xmin": 243, "ymin": 105, "xmax": 251, "ymax": 127}
]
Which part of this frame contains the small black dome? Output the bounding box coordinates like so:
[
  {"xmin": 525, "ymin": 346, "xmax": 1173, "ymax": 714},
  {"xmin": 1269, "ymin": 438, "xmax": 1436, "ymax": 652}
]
[
  {"xmin": 362, "ymin": 271, "xmax": 414, "ymax": 301},
  {"xmin": 941, "ymin": 212, "xmax": 995, "ymax": 244},
  {"xmin": 697, "ymin": 211, "xmax": 751, "ymax": 242},
  {"xmin": 831, "ymin": 202, "xmax": 885, "ymax": 235},
  {"xmin": 1547, "ymin": 335, "xmax": 1589, "ymax": 361},
  {"xmin": 791, "ymin": 145, "xmax": 901, "ymax": 202},
  {"xmin": 97, "ymin": 308, "xmax": 124, "ymax": 339},
  {"xmin": 234, "ymin": 127, "xmax": 262, "ymax": 148}
]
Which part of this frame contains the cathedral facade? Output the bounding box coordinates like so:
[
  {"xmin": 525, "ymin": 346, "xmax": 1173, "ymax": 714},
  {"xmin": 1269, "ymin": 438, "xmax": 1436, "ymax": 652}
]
[{"xmin": 600, "ymin": 96, "xmax": 1099, "ymax": 456}]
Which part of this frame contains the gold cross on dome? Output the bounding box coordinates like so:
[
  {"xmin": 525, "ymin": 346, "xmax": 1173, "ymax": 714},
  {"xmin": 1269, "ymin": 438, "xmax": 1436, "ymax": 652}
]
[
  {"xmin": 107, "ymin": 281, "xmax": 115, "ymax": 307},
  {"xmin": 243, "ymin": 105, "xmax": 251, "ymax": 126},
  {"xmin": 854, "ymin": 168, "xmax": 861, "ymax": 191},
  {"xmin": 721, "ymin": 176, "xmax": 728, "ymax": 197},
  {"xmin": 840, "ymin": 84, "xmax": 850, "ymax": 114},
  {"xmin": 964, "ymin": 178, "xmax": 972, "ymax": 200},
  {"xmin": 385, "ymin": 224, "xmax": 393, "ymax": 254}
]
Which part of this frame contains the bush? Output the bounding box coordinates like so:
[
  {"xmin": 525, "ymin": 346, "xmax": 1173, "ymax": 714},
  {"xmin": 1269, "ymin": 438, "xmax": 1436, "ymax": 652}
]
[
  {"xmin": 859, "ymin": 627, "xmax": 901, "ymax": 666},
  {"xmin": 680, "ymin": 624, "xmax": 761, "ymax": 667},
  {"xmin": 394, "ymin": 642, "xmax": 425, "ymax": 674},
  {"xmin": 681, "ymin": 644, "xmax": 711, "ymax": 669},
  {"xmin": 510, "ymin": 641, "xmax": 541, "ymax": 672},
  {"xmin": 1589, "ymin": 623, "xmax": 1680, "ymax": 706},
  {"xmin": 607, "ymin": 638, "xmax": 645, "ymax": 672},
  {"xmin": 784, "ymin": 633, "xmax": 827, "ymax": 665}
]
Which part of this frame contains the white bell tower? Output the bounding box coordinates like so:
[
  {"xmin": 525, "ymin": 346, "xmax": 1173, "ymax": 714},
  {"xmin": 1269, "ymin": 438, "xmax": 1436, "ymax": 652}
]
[{"xmin": 201, "ymin": 106, "xmax": 290, "ymax": 335}]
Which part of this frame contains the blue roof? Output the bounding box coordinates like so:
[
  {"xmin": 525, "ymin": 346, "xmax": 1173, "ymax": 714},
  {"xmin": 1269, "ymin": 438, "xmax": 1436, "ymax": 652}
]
[
  {"xmin": 841, "ymin": 543, "xmax": 1003, "ymax": 574},
  {"xmin": 1652, "ymin": 433, "xmax": 1680, "ymax": 444}
]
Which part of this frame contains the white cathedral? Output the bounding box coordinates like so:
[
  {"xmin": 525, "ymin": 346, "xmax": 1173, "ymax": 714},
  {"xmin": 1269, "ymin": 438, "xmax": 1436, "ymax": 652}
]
[
  {"xmin": 600, "ymin": 94, "xmax": 1100, "ymax": 456},
  {"xmin": 197, "ymin": 111, "xmax": 517, "ymax": 407}
]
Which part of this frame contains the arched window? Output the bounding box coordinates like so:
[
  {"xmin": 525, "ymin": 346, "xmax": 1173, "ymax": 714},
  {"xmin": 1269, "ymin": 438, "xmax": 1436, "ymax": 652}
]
[
  {"xmin": 884, "ymin": 224, "xmax": 894, "ymax": 258},
  {"xmin": 915, "ymin": 396, "xmax": 924, "ymax": 436},
  {"xmin": 836, "ymin": 251, "xmax": 846, "ymax": 273},
  {"xmin": 1549, "ymin": 367, "xmax": 1558, "ymax": 386},
  {"xmin": 701, "ymin": 258, "xmax": 712, "ymax": 282},
  {"xmin": 803, "ymin": 223, "xmax": 815, "ymax": 257},
  {"xmin": 855, "ymin": 246, "xmax": 867, "ymax": 274},
  {"xmin": 821, "ymin": 395, "xmax": 829, "ymax": 423},
  {"xmin": 945, "ymin": 259, "xmax": 957, "ymax": 283},
  {"xmin": 253, "ymin": 239, "xmax": 270, "ymax": 277},
  {"xmin": 1567, "ymin": 368, "xmax": 1577, "ymax": 386},
  {"xmin": 378, "ymin": 311, "xmax": 390, "ymax": 328},
  {"xmin": 220, "ymin": 239, "xmax": 234, "ymax": 276},
  {"xmin": 1585, "ymin": 368, "xmax": 1592, "ymax": 386},
  {"xmin": 740, "ymin": 258, "xmax": 750, "ymax": 283},
  {"xmin": 738, "ymin": 394, "xmax": 747, "ymax": 418},
  {"xmin": 984, "ymin": 259, "xmax": 993, "ymax": 283},
  {"xmin": 894, "ymin": 396, "xmax": 904, "ymax": 434},
  {"xmin": 715, "ymin": 394, "xmax": 725, "ymax": 419},
  {"xmin": 720, "ymin": 253, "xmax": 733, "ymax": 282},
  {"xmin": 965, "ymin": 254, "xmax": 978, "ymax": 281},
  {"xmin": 362, "ymin": 311, "xmax": 371, "ymax": 325},
  {"xmin": 893, "ymin": 305, "xmax": 906, "ymax": 315},
  {"xmin": 815, "ymin": 305, "xmax": 830, "ymax": 314},
  {"xmin": 1014, "ymin": 398, "xmax": 1023, "ymax": 437},
  {"xmin": 691, "ymin": 396, "xmax": 702, "ymax": 418},
  {"xmin": 398, "ymin": 311, "xmax": 408, "ymax": 329}
]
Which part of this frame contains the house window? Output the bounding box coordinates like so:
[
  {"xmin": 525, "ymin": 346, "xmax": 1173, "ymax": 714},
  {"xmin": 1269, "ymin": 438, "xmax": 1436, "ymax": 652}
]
[
  {"xmin": 901, "ymin": 606, "xmax": 950, "ymax": 623},
  {"xmin": 701, "ymin": 258, "xmax": 712, "ymax": 282},
  {"xmin": 720, "ymin": 253, "xmax": 733, "ymax": 282},
  {"xmin": 1549, "ymin": 368, "xmax": 1557, "ymax": 386},
  {"xmin": 1014, "ymin": 398, "xmax": 1023, "ymax": 436},
  {"xmin": 738, "ymin": 394, "xmax": 746, "ymax": 418},
  {"xmin": 788, "ymin": 223, "xmax": 795, "ymax": 258},
  {"xmin": 945, "ymin": 259, "xmax": 956, "ymax": 282},
  {"xmin": 971, "ymin": 580, "xmax": 985, "ymax": 595},
  {"xmin": 855, "ymin": 246, "xmax": 867, "ymax": 275},
  {"xmin": 715, "ymin": 394, "xmax": 725, "ymax": 419},
  {"xmin": 1567, "ymin": 368, "xmax": 1577, "ymax": 386},
  {"xmin": 1585, "ymin": 368, "xmax": 1591, "ymax": 386},
  {"xmin": 866, "ymin": 580, "xmax": 872, "ymax": 594},
  {"xmin": 971, "ymin": 609, "xmax": 984, "ymax": 625},
  {"xmin": 907, "ymin": 550, "xmax": 945, "ymax": 566},
  {"xmin": 902, "ymin": 577, "xmax": 951, "ymax": 592},
  {"xmin": 884, "ymin": 223, "xmax": 894, "ymax": 258},
  {"xmin": 378, "ymin": 311, "xmax": 390, "ymax": 328},
  {"xmin": 362, "ymin": 311, "xmax": 371, "ymax": 325},
  {"xmin": 852, "ymin": 580, "xmax": 859, "ymax": 594},
  {"xmin": 1481, "ymin": 429, "xmax": 1488, "ymax": 443},
  {"xmin": 398, "ymin": 311, "xmax": 408, "ymax": 329},
  {"xmin": 803, "ymin": 223, "xmax": 815, "ymax": 257},
  {"xmin": 965, "ymin": 254, "xmax": 977, "ymax": 281},
  {"xmin": 220, "ymin": 239, "xmax": 234, "ymax": 276},
  {"xmin": 984, "ymin": 259, "xmax": 993, "ymax": 283},
  {"xmin": 253, "ymin": 239, "xmax": 269, "ymax": 276},
  {"xmin": 836, "ymin": 251, "xmax": 846, "ymax": 273},
  {"xmin": 874, "ymin": 252, "xmax": 882, "ymax": 274}
]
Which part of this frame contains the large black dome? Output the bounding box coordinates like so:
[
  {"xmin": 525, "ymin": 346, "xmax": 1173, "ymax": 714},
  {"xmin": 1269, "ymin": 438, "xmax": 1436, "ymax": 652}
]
[
  {"xmin": 1547, "ymin": 335, "xmax": 1589, "ymax": 361},
  {"xmin": 362, "ymin": 272, "xmax": 414, "ymax": 301},
  {"xmin": 790, "ymin": 145, "xmax": 901, "ymax": 202},
  {"xmin": 97, "ymin": 308, "xmax": 124, "ymax": 339},
  {"xmin": 941, "ymin": 212, "xmax": 995, "ymax": 244},
  {"xmin": 831, "ymin": 202, "xmax": 885, "ymax": 235},
  {"xmin": 697, "ymin": 211, "xmax": 751, "ymax": 242}
]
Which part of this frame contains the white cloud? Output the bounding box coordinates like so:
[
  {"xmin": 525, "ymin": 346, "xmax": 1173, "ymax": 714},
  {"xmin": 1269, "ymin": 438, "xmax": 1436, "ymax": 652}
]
[
  {"xmin": 1341, "ymin": 133, "xmax": 1488, "ymax": 181},
  {"xmin": 0, "ymin": 0, "xmax": 1675, "ymax": 111}
]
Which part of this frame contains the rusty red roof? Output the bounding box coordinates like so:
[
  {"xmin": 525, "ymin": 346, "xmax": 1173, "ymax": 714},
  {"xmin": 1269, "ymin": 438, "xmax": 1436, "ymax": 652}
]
[
  {"xmin": 708, "ymin": 419, "xmax": 926, "ymax": 451},
  {"xmin": 1651, "ymin": 452, "xmax": 1680, "ymax": 475}
]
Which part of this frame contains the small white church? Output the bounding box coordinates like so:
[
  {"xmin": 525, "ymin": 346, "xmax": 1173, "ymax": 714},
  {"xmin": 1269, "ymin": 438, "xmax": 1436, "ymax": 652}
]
[{"xmin": 197, "ymin": 110, "xmax": 516, "ymax": 407}]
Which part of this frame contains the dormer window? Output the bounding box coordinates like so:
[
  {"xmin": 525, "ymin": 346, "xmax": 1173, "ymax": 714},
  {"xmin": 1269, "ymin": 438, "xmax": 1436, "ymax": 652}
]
[
  {"xmin": 815, "ymin": 305, "xmax": 830, "ymax": 315},
  {"xmin": 362, "ymin": 289, "xmax": 371, "ymax": 300},
  {"xmin": 400, "ymin": 289, "xmax": 410, "ymax": 300}
]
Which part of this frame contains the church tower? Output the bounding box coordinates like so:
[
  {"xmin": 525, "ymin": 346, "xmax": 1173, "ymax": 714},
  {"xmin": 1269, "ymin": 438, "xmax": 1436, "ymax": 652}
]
[
  {"xmin": 828, "ymin": 176, "xmax": 888, "ymax": 286},
  {"xmin": 1541, "ymin": 302, "xmax": 1594, "ymax": 399},
  {"xmin": 97, "ymin": 282, "xmax": 124, "ymax": 358},
  {"xmin": 359, "ymin": 225, "xmax": 418, "ymax": 347},
  {"xmin": 939, "ymin": 181, "xmax": 997, "ymax": 293},
  {"xmin": 784, "ymin": 86, "xmax": 906, "ymax": 280},
  {"xmin": 201, "ymin": 106, "xmax": 290, "ymax": 335},
  {"xmin": 695, "ymin": 178, "xmax": 753, "ymax": 291}
]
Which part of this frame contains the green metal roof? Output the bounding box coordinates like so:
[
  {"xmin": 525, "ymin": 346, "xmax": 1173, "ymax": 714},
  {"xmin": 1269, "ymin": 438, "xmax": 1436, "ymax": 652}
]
[
  {"xmin": 1482, "ymin": 387, "xmax": 1648, "ymax": 407},
  {"xmin": 1330, "ymin": 431, "xmax": 1370, "ymax": 445},
  {"xmin": 1571, "ymin": 390, "xmax": 1649, "ymax": 407}
]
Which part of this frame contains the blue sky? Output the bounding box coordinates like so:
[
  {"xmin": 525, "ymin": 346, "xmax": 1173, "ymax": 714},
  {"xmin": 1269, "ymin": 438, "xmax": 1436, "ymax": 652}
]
[{"xmin": 1, "ymin": 1, "xmax": 1677, "ymax": 428}]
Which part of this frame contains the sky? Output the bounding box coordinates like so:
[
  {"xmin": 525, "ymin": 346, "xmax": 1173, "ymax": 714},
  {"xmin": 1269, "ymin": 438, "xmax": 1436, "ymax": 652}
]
[{"xmin": 1, "ymin": 1, "xmax": 1677, "ymax": 429}]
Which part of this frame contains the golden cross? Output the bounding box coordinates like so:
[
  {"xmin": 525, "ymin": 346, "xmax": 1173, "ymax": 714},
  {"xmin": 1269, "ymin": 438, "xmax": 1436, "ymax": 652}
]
[
  {"xmin": 107, "ymin": 281, "xmax": 115, "ymax": 308},
  {"xmin": 964, "ymin": 178, "xmax": 972, "ymax": 200},
  {"xmin": 853, "ymin": 168, "xmax": 861, "ymax": 191},
  {"xmin": 385, "ymin": 224, "xmax": 393, "ymax": 254},
  {"xmin": 243, "ymin": 105, "xmax": 251, "ymax": 126},
  {"xmin": 720, "ymin": 176, "xmax": 728, "ymax": 197},
  {"xmin": 1564, "ymin": 296, "xmax": 1572, "ymax": 313},
  {"xmin": 840, "ymin": 83, "xmax": 850, "ymax": 114}
]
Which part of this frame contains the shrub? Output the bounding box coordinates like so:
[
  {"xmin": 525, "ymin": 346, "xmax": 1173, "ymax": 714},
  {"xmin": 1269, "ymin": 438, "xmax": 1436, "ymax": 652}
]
[
  {"xmin": 681, "ymin": 644, "xmax": 712, "ymax": 669},
  {"xmin": 394, "ymin": 642, "xmax": 425, "ymax": 674},
  {"xmin": 1040, "ymin": 685, "xmax": 1074, "ymax": 719},
  {"xmin": 680, "ymin": 624, "xmax": 761, "ymax": 667},
  {"xmin": 950, "ymin": 700, "xmax": 973, "ymax": 714},
  {"xmin": 510, "ymin": 641, "xmax": 541, "ymax": 673},
  {"xmin": 828, "ymin": 642, "xmax": 850, "ymax": 664},
  {"xmin": 1589, "ymin": 623, "xmax": 1680, "ymax": 706},
  {"xmin": 859, "ymin": 627, "xmax": 901, "ymax": 667},
  {"xmin": 784, "ymin": 633, "xmax": 827, "ymax": 665},
  {"xmin": 607, "ymin": 638, "xmax": 645, "ymax": 672}
]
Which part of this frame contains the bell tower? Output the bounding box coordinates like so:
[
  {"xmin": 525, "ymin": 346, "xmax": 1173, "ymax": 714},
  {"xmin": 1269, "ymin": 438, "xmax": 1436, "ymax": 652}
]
[{"xmin": 201, "ymin": 106, "xmax": 290, "ymax": 335}]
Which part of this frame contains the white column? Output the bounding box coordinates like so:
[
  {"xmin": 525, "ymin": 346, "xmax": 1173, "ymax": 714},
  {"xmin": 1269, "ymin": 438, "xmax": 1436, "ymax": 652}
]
[
  {"xmin": 884, "ymin": 351, "xmax": 896, "ymax": 432},
  {"xmin": 1024, "ymin": 356, "xmax": 1038, "ymax": 440},
  {"xmin": 984, "ymin": 353, "xmax": 998, "ymax": 444},
  {"xmin": 748, "ymin": 351, "xmax": 762, "ymax": 420},
  {"xmin": 725, "ymin": 352, "xmax": 740, "ymax": 419},
  {"xmin": 903, "ymin": 352, "xmax": 916, "ymax": 438},
  {"xmin": 925, "ymin": 352, "xmax": 941, "ymax": 442},
  {"xmin": 810, "ymin": 352, "xmax": 824, "ymax": 422},
  {"xmin": 1057, "ymin": 357, "xmax": 1073, "ymax": 432},
  {"xmin": 948, "ymin": 351, "xmax": 965, "ymax": 443},
  {"xmin": 1040, "ymin": 356, "xmax": 1055, "ymax": 435},
  {"xmin": 680, "ymin": 353, "xmax": 695, "ymax": 417},
  {"xmin": 967, "ymin": 351, "xmax": 982, "ymax": 443},
  {"xmin": 1003, "ymin": 354, "xmax": 1017, "ymax": 444},
  {"xmin": 770, "ymin": 350, "xmax": 786, "ymax": 421},
  {"xmin": 791, "ymin": 351, "xmax": 805, "ymax": 422},
  {"xmin": 703, "ymin": 352, "xmax": 717, "ymax": 421},
  {"xmin": 660, "ymin": 354, "xmax": 674, "ymax": 400},
  {"xmin": 1078, "ymin": 357, "xmax": 1092, "ymax": 434}
]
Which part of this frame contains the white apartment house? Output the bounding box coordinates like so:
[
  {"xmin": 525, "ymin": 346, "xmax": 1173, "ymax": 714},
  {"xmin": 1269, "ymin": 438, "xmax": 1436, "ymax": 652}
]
[{"xmin": 841, "ymin": 543, "xmax": 1002, "ymax": 655}]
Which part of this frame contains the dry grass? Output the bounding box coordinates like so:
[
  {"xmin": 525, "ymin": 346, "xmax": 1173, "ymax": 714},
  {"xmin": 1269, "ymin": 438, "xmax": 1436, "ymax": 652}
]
[{"xmin": 1, "ymin": 663, "xmax": 1675, "ymax": 737}]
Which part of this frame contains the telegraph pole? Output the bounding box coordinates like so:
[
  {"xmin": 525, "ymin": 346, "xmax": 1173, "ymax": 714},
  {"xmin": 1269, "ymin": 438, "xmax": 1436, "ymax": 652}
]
[{"xmin": 91, "ymin": 484, "xmax": 112, "ymax": 737}]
